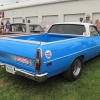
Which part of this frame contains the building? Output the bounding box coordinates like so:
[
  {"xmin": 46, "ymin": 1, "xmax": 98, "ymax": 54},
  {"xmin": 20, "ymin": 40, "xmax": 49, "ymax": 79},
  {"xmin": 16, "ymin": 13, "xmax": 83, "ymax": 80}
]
[{"xmin": 0, "ymin": 0, "xmax": 99, "ymax": 24}]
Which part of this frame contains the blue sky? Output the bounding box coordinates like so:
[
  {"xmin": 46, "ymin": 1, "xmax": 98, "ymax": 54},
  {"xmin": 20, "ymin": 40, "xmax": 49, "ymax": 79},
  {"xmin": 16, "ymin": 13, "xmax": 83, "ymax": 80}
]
[{"xmin": 0, "ymin": 0, "xmax": 24, "ymax": 5}]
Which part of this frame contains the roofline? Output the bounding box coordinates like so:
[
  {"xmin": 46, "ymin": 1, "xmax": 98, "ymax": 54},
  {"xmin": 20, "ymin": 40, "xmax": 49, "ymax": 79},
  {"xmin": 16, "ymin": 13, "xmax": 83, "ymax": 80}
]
[
  {"xmin": 10, "ymin": 23, "xmax": 39, "ymax": 25},
  {"xmin": 53, "ymin": 22, "xmax": 93, "ymax": 25},
  {"xmin": 0, "ymin": 0, "xmax": 78, "ymax": 11}
]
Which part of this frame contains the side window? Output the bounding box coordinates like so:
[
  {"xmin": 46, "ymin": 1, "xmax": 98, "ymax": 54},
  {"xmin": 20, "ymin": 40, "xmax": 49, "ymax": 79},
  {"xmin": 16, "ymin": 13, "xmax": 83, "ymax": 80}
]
[{"xmin": 90, "ymin": 26, "xmax": 99, "ymax": 36}]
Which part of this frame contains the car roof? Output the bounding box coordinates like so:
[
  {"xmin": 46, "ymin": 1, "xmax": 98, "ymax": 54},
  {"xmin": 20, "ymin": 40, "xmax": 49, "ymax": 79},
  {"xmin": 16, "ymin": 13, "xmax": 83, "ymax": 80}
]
[
  {"xmin": 10, "ymin": 23, "xmax": 39, "ymax": 25},
  {"xmin": 53, "ymin": 22, "xmax": 93, "ymax": 26}
]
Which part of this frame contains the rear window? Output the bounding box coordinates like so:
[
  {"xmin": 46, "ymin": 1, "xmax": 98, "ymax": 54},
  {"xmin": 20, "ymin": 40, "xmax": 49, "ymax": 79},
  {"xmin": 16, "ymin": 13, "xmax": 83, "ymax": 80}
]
[
  {"xmin": 48, "ymin": 24, "xmax": 85, "ymax": 35},
  {"xmin": 10, "ymin": 24, "xmax": 26, "ymax": 32}
]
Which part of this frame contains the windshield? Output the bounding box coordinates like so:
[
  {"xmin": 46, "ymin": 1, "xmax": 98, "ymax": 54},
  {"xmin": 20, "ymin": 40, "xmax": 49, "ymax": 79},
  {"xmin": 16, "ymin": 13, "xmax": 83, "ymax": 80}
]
[
  {"xmin": 10, "ymin": 24, "xmax": 26, "ymax": 32},
  {"xmin": 29, "ymin": 25, "xmax": 44, "ymax": 32},
  {"xmin": 48, "ymin": 24, "xmax": 86, "ymax": 35},
  {"xmin": 40, "ymin": 19, "xmax": 57, "ymax": 31}
]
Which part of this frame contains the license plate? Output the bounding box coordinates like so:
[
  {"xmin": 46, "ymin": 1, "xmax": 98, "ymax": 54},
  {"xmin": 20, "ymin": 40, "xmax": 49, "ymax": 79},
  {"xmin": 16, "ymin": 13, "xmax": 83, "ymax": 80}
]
[{"xmin": 6, "ymin": 64, "xmax": 15, "ymax": 74}]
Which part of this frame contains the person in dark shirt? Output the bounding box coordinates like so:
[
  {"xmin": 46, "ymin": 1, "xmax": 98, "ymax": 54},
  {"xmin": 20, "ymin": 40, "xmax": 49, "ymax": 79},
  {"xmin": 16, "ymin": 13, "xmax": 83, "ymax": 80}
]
[
  {"xmin": 5, "ymin": 20, "xmax": 10, "ymax": 33},
  {"xmin": 1, "ymin": 21, "xmax": 4, "ymax": 33},
  {"xmin": 28, "ymin": 20, "xmax": 31, "ymax": 23},
  {"xmin": 78, "ymin": 17, "xmax": 83, "ymax": 23}
]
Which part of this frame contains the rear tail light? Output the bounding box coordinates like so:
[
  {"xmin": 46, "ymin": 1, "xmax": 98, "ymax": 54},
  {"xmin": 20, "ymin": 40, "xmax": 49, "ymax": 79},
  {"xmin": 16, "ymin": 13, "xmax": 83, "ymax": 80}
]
[{"xmin": 36, "ymin": 49, "xmax": 41, "ymax": 72}]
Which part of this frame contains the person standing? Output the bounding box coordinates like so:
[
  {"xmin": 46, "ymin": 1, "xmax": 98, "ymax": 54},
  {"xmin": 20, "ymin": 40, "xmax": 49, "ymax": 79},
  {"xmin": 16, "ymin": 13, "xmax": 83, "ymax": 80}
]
[
  {"xmin": 5, "ymin": 20, "xmax": 10, "ymax": 33},
  {"xmin": 83, "ymin": 14, "xmax": 92, "ymax": 24},
  {"xmin": 27, "ymin": 20, "xmax": 31, "ymax": 23},
  {"xmin": 94, "ymin": 19, "xmax": 100, "ymax": 32},
  {"xmin": 78, "ymin": 17, "xmax": 83, "ymax": 23},
  {"xmin": 1, "ymin": 21, "xmax": 4, "ymax": 33}
]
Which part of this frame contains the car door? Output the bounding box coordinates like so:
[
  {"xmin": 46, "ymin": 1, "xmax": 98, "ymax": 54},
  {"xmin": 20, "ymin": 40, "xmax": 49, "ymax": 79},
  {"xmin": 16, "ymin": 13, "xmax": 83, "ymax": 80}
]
[{"xmin": 90, "ymin": 25, "xmax": 100, "ymax": 57}]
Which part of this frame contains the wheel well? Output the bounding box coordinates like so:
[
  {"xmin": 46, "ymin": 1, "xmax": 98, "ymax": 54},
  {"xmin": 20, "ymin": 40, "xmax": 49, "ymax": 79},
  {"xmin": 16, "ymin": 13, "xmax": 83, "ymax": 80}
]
[
  {"xmin": 70, "ymin": 55, "xmax": 84, "ymax": 66},
  {"xmin": 81, "ymin": 55, "xmax": 84, "ymax": 60}
]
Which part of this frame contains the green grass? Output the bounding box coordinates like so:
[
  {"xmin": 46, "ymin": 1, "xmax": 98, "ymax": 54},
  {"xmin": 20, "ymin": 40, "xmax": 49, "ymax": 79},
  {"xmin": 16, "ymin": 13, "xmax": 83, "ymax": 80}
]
[{"xmin": 0, "ymin": 56, "xmax": 100, "ymax": 100}]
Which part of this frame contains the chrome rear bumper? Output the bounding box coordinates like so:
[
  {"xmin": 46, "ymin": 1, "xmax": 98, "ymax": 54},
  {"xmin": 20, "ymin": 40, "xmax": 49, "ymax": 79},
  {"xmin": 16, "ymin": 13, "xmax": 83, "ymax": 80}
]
[{"xmin": 0, "ymin": 63, "xmax": 48, "ymax": 82}]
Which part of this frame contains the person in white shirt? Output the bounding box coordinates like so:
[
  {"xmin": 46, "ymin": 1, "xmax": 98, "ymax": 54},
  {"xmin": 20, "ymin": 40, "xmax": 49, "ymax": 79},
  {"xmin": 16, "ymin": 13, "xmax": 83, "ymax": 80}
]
[{"xmin": 78, "ymin": 17, "xmax": 83, "ymax": 23}]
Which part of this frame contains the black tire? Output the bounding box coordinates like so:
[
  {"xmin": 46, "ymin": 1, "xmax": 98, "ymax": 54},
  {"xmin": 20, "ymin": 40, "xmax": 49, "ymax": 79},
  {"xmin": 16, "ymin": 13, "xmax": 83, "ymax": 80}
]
[{"xmin": 62, "ymin": 56, "xmax": 83, "ymax": 81}]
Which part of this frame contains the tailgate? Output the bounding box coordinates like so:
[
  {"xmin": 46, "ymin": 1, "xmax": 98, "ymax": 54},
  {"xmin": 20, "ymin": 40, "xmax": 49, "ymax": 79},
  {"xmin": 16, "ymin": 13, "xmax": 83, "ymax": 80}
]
[{"xmin": 0, "ymin": 38, "xmax": 40, "ymax": 74}]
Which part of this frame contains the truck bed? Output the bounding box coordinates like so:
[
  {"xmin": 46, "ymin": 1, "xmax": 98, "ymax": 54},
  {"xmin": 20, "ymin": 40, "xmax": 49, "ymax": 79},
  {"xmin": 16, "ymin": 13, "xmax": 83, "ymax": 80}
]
[{"xmin": 11, "ymin": 33, "xmax": 83, "ymax": 42}]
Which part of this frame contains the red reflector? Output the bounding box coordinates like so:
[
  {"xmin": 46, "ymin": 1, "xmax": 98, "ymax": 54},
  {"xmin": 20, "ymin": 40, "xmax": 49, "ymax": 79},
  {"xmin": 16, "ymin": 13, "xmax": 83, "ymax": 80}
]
[
  {"xmin": 36, "ymin": 49, "xmax": 41, "ymax": 72},
  {"xmin": 37, "ymin": 50, "xmax": 40, "ymax": 59},
  {"xmin": 36, "ymin": 62, "xmax": 40, "ymax": 71},
  {"xmin": 46, "ymin": 62, "xmax": 52, "ymax": 67}
]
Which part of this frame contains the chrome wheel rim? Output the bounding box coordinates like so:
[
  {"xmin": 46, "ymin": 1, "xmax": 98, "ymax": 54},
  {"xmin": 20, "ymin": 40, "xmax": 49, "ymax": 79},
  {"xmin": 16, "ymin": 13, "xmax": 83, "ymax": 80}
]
[{"xmin": 73, "ymin": 59, "xmax": 81, "ymax": 77}]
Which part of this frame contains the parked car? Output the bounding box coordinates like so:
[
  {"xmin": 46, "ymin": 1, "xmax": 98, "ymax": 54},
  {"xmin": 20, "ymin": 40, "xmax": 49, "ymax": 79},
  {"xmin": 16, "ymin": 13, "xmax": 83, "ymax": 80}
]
[
  {"xmin": 0, "ymin": 23, "xmax": 44, "ymax": 37},
  {"xmin": 0, "ymin": 22, "xmax": 100, "ymax": 82}
]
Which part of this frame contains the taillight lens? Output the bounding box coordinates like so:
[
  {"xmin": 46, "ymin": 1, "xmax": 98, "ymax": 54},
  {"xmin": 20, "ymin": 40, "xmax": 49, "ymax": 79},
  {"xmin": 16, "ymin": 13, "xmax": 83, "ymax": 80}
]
[{"xmin": 36, "ymin": 49, "xmax": 41, "ymax": 72}]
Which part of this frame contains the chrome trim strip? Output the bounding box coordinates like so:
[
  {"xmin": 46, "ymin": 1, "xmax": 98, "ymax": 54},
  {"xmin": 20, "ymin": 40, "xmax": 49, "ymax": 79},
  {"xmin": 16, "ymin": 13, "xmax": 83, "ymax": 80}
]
[
  {"xmin": 10, "ymin": 34, "xmax": 41, "ymax": 38},
  {"xmin": 0, "ymin": 63, "xmax": 48, "ymax": 82},
  {"xmin": 48, "ymin": 33, "xmax": 85, "ymax": 37},
  {"xmin": 41, "ymin": 37, "xmax": 84, "ymax": 45},
  {"xmin": 0, "ymin": 34, "xmax": 85, "ymax": 45},
  {"xmin": 0, "ymin": 38, "xmax": 41, "ymax": 44},
  {"xmin": 15, "ymin": 68, "xmax": 48, "ymax": 77},
  {"xmin": 44, "ymin": 45, "xmax": 100, "ymax": 63}
]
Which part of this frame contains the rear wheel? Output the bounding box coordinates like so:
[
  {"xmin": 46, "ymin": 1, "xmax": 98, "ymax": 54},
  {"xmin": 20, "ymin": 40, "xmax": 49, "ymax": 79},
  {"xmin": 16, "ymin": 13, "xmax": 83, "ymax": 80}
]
[{"xmin": 62, "ymin": 57, "xmax": 83, "ymax": 81}]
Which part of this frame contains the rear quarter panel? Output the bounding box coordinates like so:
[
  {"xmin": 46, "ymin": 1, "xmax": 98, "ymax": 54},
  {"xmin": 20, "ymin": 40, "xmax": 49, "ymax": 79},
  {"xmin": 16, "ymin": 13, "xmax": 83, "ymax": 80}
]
[{"xmin": 40, "ymin": 37, "xmax": 93, "ymax": 78}]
